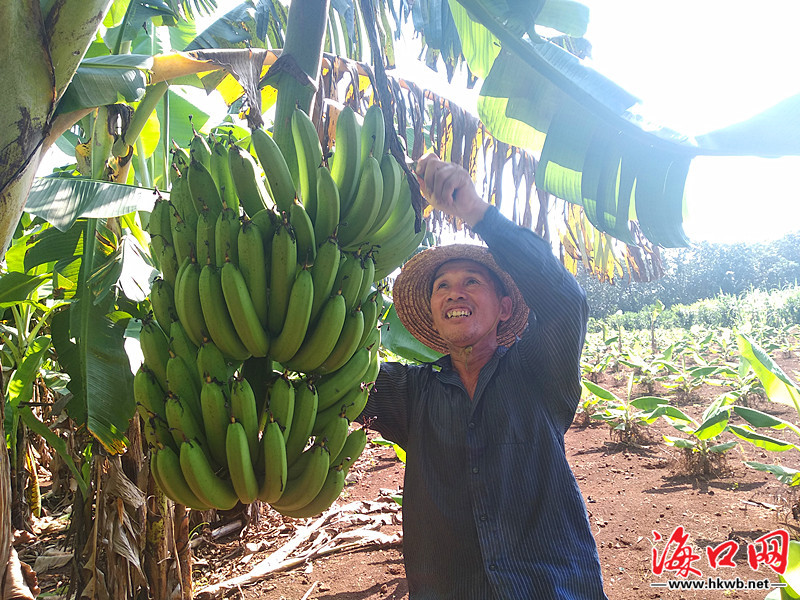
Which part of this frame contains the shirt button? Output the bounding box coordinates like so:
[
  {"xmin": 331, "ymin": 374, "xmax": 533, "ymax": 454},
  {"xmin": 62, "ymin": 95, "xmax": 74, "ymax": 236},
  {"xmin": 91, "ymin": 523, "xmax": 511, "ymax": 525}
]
[
  {"xmin": 468, "ymin": 422, "xmax": 476, "ymax": 429},
  {"xmin": 480, "ymin": 514, "xmax": 488, "ymax": 522},
  {"xmin": 471, "ymin": 467, "xmax": 479, "ymax": 474},
  {"xmin": 489, "ymin": 564, "xmax": 497, "ymax": 571}
]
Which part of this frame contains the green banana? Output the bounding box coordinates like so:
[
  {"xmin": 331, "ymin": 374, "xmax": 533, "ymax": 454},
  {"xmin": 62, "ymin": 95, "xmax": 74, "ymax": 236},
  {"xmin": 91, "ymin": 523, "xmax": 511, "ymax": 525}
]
[
  {"xmin": 142, "ymin": 411, "xmax": 173, "ymax": 451},
  {"xmin": 251, "ymin": 127, "xmax": 295, "ymax": 214},
  {"xmin": 285, "ymin": 379, "xmax": 318, "ymax": 465},
  {"xmin": 214, "ymin": 207, "xmax": 240, "ymax": 266},
  {"xmin": 220, "ymin": 261, "xmax": 270, "ymax": 358},
  {"xmin": 150, "ymin": 236, "xmax": 180, "ymax": 288},
  {"xmin": 166, "ymin": 354, "xmax": 201, "ymax": 425},
  {"xmin": 338, "ymin": 155, "xmax": 383, "ymax": 249},
  {"xmin": 330, "ymin": 105, "xmax": 361, "ymax": 212},
  {"xmin": 170, "ymin": 216, "xmax": 196, "ymax": 268},
  {"xmin": 195, "ymin": 207, "xmax": 217, "ymax": 267},
  {"xmin": 198, "ymin": 264, "xmax": 251, "ymax": 361},
  {"xmin": 289, "ymin": 200, "xmax": 316, "ymax": 265},
  {"xmin": 312, "ymin": 398, "xmax": 346, "ymax": 436},
  {"xmin": 230, "ymin": 376, "xmax": 260, "ymax": 460},
  {"xmin": 134, "ymin": 365, "xmax": 167, "ymax": 422},
  {"xmin": 258, "ymin": 419, "xmax": 287, "ymax": 503},
  {"xmin": 174, "ymin": 259, "xmax": 208, "ymax": 348},
  {"xmin": 275, "ymin": 465, "xmax": 345, "ymax": 519},
  {"xmin": 365, "ymin": 153, "xmax": 403, "ymax": 238},
  {"xmin": 313, "ymin": 166, "xmax": 340, "ymax": 245},
  {"xmin": 189, "ymin": 127, "xmax": 213, "ymax": 172},
  {"xmin": 267, "ymin": 374, "xmax": 295, "ymax": 441},
  {"xmin": 270, "ymin": 268, "xmax": 314, "ymax": 364},
  {"xmin": 332, "ymin": 428, "xmax": 367, "ymax": 473},
  {"xmin": 316, "ymin": 346, "xmax": 370, "ymax": 411},
  {"xmin": 147, "ymin": 196, "xmax": 173, "ymax": 244},
  {"xmin": 195, "ymin": 340, "xmax": 228, "ymax": 384},
  {"xmin": 141, "ymin": 415, "xmax": 168, "ymax": 455},
  {"xmin": 150, "ymin": 277, "xmax": 177, "ymax": 334},
  {"xmin": 363, "ymin": 337, "xmax": 381, "ymax": 381},
  {"xmin": 282, "ymin": 293, "xmax": 346, "ymax": 374},
  {"xmin": 367, "ymin": 180, "xmax": 414, "ymax": 248},
  {"xmin": 188, "ymin": 156, "xmax": 223, "ymax": 221},
  {"xmin": 271, "ymin": 442, "xmax": 330, "ymax": 512},
  {"xmin": 140, "ymin": 318, "xmax": 170, "ymax": 391},
  {"xmin": 315, "ymin": 307, "xmax": 364, "ymax": 375},
  {"xmin": 291, "ymin": 107, "xmax": 323, "ymax": 219},
  {"xmin": 165, "ymin": 393, "xmax": 206, "ymax": 449},
  {"xmin": 336, "ymin": 253, "xmax": 364, "ymax": 312},
  {"xmin": 237, "ymin": 219, "xmax": 268, "ymax": 327},
  {"xmin": 242, "ymin": 356, "xmax": 272, "ymax": 419},
  {"xmin": 317, "ymin": 407, "xmax": 349, "ymax": 460},
  {"xmin": 169, "ymin": 173, "xmax": 198, "ymax": 230},
  {"xmin": 373, "ymin": 225, "xmax": 427, "ymax": 281},
  {"xmin": 168, "ymin": 320, "xmax": 198, "ymax": 368},
  {"xmin": 358, "ymin": 290, "xmax": 379, "ymax": 350},
  {"xmin": 200, "ymin": 378, "xmax": 230, "ymax": 468},
  {"xmin": 170, "ymin": 143, "xmax": 191, "ymax": 178},
  {"xmin": 179, "ymin": 439, "xmax": 238, "ymax": 510},
  {"xmin": 344, "ymin": 381, "xmax": 370, "ymax": 422},
  {"xmin": 211, "ymin": 138, "xmax": 238, "ymax": 213},
  {"xmin": 250, "ymin": 208, "xmax": 278, "ymax": 254},
  {"xmin": 229, "ymin": 143, "xmax": 271, "ymax": 217},
  {"xmin": 226, "ymin": 420, "xmax": 259, "ymax": 504},
  {"xmin": 309, "ymin": 237, "xmax": 341, "ymax": 322},
  {"xmin": 362, "ymin": 321, "xmax": 381, "ymax": 355},
  {"xmin": 357, "ymin": 254, "xmax": 375, "ymax": 306},
  {"xmin": 267, "ymin": 219, "xmax": 298, "ymax": 336},
  {"xmin": 360, "ymin": 103, "xmax": 386, "ymax": 166},
  {"xmin": 153, "ymin": 446, "xmax": 211, "ymax": 510}
]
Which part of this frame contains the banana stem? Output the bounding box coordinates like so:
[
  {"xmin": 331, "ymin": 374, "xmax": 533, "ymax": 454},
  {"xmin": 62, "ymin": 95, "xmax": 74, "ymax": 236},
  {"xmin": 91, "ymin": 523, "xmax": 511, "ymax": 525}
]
[
  {"xmin": 271, "ymin": 0, "xmax": 329, "ymax": 163},
  {"xmin": 136, "ymin": 138, "xmax": 152, "ymax": 188}
]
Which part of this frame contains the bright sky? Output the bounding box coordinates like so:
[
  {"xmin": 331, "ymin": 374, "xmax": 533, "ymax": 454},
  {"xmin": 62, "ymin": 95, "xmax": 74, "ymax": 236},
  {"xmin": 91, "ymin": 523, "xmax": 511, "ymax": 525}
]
[{"xmin": 580, "ymin": 1, "xmax": 800, "ymax": 244}]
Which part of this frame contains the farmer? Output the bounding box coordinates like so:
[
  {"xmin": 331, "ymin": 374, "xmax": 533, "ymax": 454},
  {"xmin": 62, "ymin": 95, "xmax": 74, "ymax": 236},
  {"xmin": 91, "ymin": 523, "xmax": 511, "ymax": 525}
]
[{"xmin": 358, "ymin": 154, "xmax": 607, "ymax": 599}]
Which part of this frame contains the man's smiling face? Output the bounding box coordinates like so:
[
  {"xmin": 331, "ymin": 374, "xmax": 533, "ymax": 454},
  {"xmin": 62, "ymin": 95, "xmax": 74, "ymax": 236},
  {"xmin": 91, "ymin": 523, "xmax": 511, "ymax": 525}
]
[{"xmin": 429, "ymin": 259, "xmax": 512, "ymax": 353}]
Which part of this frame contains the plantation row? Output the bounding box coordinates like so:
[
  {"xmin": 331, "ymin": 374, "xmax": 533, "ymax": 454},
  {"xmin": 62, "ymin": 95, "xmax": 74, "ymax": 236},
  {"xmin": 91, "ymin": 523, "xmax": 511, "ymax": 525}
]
[{"xmin": 580, "ymin": 308, "xmax": 800, "ymax": 486}]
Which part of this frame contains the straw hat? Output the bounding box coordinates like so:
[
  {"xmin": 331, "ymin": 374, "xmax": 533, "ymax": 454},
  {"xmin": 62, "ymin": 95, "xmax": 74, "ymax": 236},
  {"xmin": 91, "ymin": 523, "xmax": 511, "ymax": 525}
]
[{"xmin": 393, "ymin": 244, "xmax": 529, "ymax": 355}]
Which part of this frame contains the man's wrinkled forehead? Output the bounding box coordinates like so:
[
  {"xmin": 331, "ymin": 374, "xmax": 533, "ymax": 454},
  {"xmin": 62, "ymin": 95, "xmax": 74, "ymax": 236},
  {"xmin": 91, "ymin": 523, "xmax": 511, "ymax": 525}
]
[
  {"xmin": 432, "ymin": 259, "xmax": 491, "ymax": 283},
  {"xmin": 430, "ymin": 259, "xmax": 505, "ymax": 295}
]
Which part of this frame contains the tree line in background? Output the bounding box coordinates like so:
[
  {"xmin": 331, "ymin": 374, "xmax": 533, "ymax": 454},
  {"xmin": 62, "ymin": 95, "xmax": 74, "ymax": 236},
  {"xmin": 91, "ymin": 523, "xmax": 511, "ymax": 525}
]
[{"xmin": 578, "ymin": 230, "xmax": 800, "ymax": 321}]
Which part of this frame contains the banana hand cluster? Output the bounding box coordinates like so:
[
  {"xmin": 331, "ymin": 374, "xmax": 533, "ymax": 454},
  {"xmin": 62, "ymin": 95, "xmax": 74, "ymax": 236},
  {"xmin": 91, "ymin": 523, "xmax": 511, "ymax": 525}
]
[
  {"xmin": 136, "ymin": 333, "xmax": 376, "ymax": 514},
  {"xmin": 142, "ymin": 109, "xmax": 415, "ymax": 516}
]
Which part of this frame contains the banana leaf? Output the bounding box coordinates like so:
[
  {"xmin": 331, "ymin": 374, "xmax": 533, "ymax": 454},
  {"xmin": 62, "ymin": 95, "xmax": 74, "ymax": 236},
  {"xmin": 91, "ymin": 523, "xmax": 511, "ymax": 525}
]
[
  {"xmin": 25, "ymin": 178, "xmax": 163, "ymax": 232},
  {"xmin": 728, "ymin": 425, "xmax": 798, "ymax": 453},
  {"xmin": 737, "ymin": 333, "xmax": 800, "ymax": 413},
  {"xmin": 0, "ymin": 273, "xmax": 49, "ymax": 308},
  {"xmin": 55, "ymin": 54, "xmax": 153, "ymax": 115}
]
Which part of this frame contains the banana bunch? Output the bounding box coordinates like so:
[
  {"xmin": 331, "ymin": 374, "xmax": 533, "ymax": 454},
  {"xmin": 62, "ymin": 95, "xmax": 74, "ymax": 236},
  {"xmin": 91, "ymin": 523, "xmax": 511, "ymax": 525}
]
[
  {"xmin": 142, "ymin": 108, "xmax": 420, "ymax": 516},
  {"xmin": 135, "ymin": 325, "xmax": 375, "ymax": 514}
]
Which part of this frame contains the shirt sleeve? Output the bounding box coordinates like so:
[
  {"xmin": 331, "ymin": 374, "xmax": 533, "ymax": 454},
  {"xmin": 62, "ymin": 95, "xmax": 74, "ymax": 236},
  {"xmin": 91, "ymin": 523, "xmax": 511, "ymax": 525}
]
[
  {"xmin": 355, "ymin": 361, "xmax": 413, "ymax": 449},
  {"xmin": 472, "ymin": 206, "xmax": 588, "ymax": 412}
]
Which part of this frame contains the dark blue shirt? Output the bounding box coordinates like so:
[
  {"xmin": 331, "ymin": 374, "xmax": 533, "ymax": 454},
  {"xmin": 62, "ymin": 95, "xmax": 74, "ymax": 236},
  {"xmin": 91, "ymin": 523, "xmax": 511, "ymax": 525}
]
[{"xmin": 360, "ymin": 206, "xmax": 607, "ymax": 599}]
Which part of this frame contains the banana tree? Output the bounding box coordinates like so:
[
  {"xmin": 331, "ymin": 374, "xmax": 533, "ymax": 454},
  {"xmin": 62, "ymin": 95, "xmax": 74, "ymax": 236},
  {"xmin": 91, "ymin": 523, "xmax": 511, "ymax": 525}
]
[{"xmin": 0, "ymin": 1, "xmax": 116, "ymax": 591}]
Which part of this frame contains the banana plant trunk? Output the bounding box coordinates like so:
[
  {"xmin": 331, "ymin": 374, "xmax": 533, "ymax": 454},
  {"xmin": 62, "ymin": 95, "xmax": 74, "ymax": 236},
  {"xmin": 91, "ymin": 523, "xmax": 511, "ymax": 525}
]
[
  {"xmin": 0, "ymin": 374, "xmax": 10, "ymax": 591},
  {"xmin": 0, "ymin": 0, "xmax": 112, "ymax": 258},
  {"xmin": 272, "ymin": 0, "xmax": 330, "ymax": 175}
]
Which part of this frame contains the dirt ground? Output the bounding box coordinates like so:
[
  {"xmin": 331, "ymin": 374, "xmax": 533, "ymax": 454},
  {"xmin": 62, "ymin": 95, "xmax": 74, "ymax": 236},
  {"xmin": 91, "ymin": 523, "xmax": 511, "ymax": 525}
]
[
  {"xmin": 19, "ymin": 357, "xmax": 800, "ymax": 600},
  {"xmin": 185, "ymin": 357, "xmax": 800, "ymax": 600}
]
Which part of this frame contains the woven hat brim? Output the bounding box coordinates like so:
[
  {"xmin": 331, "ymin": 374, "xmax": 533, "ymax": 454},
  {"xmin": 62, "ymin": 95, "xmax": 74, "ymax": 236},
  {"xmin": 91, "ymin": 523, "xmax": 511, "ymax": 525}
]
[{"xmin": 393, "ymin": 244, "xmax": 529, "ymax": 355}]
